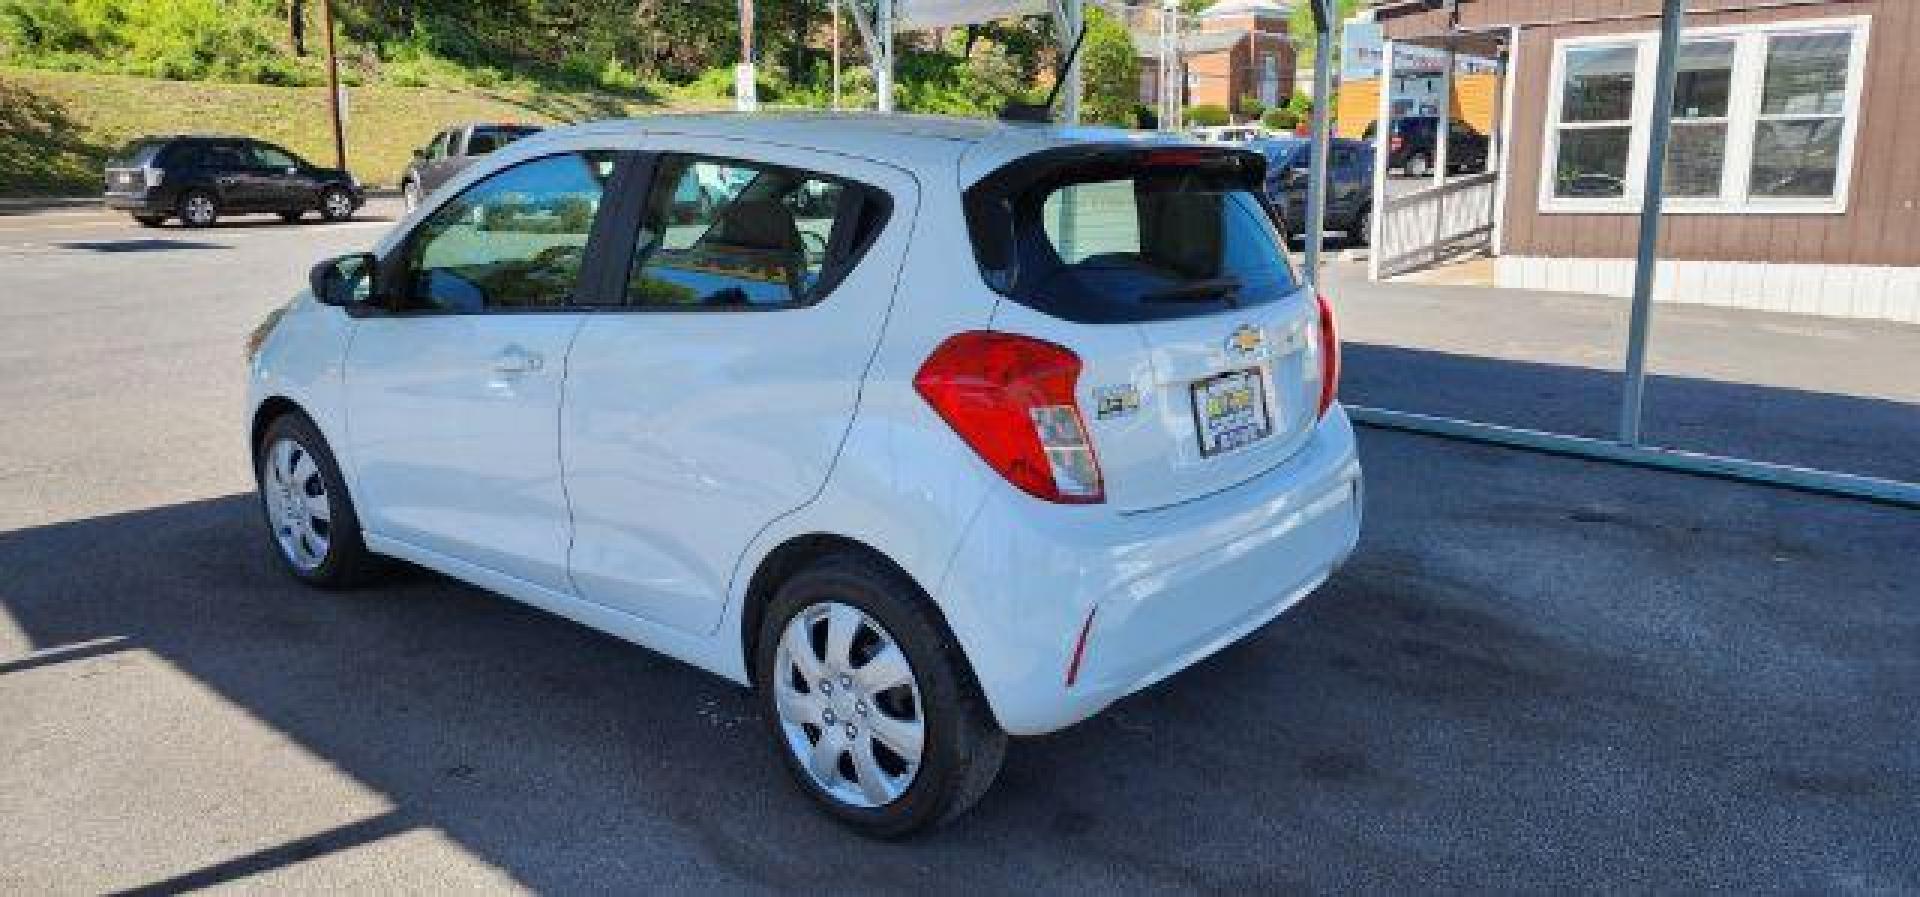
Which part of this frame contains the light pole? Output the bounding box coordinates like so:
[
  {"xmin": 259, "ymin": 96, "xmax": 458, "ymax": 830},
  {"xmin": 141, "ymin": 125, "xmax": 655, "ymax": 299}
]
[{"xmin": 737, "ymin": 0, "xmax": 759, "ymax": 112}]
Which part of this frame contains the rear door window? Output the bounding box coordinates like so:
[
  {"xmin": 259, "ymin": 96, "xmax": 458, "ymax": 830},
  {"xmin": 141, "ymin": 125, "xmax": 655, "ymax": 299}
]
[
  {"xmin": 966, "ymin": 147, "xmax": 1296, "ymax": 324},
  {"xmin": 200, "ymin": 143, "xmax": 253, "ymax": 170},
  {"xmin": 625, "ymin": 155, "xmax": 887, "ymax": 309}
]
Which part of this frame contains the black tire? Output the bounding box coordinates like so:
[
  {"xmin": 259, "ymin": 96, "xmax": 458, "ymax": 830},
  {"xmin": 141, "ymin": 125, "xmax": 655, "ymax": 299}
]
[
  {"xmin": 131, "ymin": 214, "xmax": 166, "ymax": 227},
  {"xmin": 278, "ymin": 210, "xmax": 305, "ymax": 223},
  {"xmin": 319, "ymin": 187, "xmax": 355, "ymax": 222},
  {"xmin": 755, "ymin": 553, "xmax": 1006, "ymax": 838},
  {"xmin": 254, "ymin": 412, "xmax": 384, "ymax": 589},
  {"xmin": 178, "ymin": 190, "xmax": 218, "ymax": 228}
]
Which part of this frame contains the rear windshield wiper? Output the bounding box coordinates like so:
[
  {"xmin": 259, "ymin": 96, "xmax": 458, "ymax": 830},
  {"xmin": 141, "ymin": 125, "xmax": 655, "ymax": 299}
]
[{"xmin": 1140, "ymin": 277, "xmax": 1242, "ymax": 306}]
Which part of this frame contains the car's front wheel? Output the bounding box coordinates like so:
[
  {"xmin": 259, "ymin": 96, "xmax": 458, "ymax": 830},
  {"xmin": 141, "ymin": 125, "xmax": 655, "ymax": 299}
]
[
  {"xmin": 255, "ymin": 413, "xmax": 383, "ymax": 588},
  {"xmin": 756, "ymin": 554, "xmax": 1005, "ymax": 838}
]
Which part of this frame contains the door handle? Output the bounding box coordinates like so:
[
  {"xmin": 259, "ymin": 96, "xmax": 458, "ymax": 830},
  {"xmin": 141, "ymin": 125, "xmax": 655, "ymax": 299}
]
[{"xmin": 492, "ymin": 346, "xmax": 544, "ymax": 374}]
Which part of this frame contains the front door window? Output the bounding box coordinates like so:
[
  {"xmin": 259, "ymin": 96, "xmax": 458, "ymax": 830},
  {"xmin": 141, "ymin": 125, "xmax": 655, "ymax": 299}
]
[{"xmin": 401, "ymin": 152, "xmax": 616, "ymax": 312}]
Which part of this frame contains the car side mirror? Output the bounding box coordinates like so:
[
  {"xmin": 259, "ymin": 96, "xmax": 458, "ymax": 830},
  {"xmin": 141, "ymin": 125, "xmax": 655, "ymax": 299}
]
[{"xmin": 309, "ymin": 252, "xmax": 382, "ymax": 313}]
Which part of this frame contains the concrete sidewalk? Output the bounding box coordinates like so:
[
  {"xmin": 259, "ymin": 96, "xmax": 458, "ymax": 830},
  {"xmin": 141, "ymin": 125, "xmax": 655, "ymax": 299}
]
[{"xmin": 1326, "ymin": 261, "xmax": 1920, "ymax": 484}]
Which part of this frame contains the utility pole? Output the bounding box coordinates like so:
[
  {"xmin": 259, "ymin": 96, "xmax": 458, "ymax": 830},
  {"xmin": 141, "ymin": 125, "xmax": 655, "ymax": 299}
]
[
  {"xmin": 319, "ymin": 0, "xmax": 345, "ymax": 171},
  {"xmin": 288, "ymin": 0, "xmax": 306, "ymax": 57},
  {"xmin": 737, "ymin": 0, "xmax": 759, "ymax": 111}
]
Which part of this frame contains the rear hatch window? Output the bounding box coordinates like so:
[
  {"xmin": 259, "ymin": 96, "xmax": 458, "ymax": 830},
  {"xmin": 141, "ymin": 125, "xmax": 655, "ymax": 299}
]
[
  {"xmin": 110, "ymin": 140, "xmax": 171, "ymax": 169},
  {"xmin": 964, "ymin": 145, "xmax": 1327, "ymax": 512},
  {"xmin": 468, "ymin": 126, "xmax": 541, "ymax": 155},
  {"xmin": 965, "ymin": 146, "xmax": 1296, "ymax": 324}
]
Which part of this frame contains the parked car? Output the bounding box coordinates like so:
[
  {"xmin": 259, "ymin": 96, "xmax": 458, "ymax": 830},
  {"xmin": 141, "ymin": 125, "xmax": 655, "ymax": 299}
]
[
  {"xmin": 251, "ymin": 116, "xmax": 1360, "ymax": 837},
  {"xmin": 1250, "ymin": 136, "xmax": 1376, "ymax": 244},
  {"xmin": 400, "ymin": 123, "xmax": 544, "ymax": 210},
  {"xmin": 103, "ymin": 135, "xmax": 363, "ymax": 228},
  {"xmin": 1361, "ymin": 115, "xmax": 1490, "ymax": 177}
]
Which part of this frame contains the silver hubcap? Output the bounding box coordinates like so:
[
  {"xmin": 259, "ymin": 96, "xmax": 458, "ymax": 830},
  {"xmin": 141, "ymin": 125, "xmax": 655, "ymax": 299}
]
[
  {"xmin": 185, "ymin": 196, "xmax": 214, "ymax": 224},
  {"xmin": 325, "ymin": 193, "xmax": 351, "ymax": 217},
  {"xmin": 262, "ymin": 437, "xmax": 332, "ymax": 572},
  {"xmin": 773, "ymin": 602, "xmax": 924, "ymax": 808}
]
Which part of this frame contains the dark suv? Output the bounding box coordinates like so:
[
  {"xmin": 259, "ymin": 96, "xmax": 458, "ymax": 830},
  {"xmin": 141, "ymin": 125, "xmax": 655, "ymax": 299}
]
[
  {"xmin": 399, "ymin": 123, "xmax": 543, "ymax": 210},
  {"xmin": 104, "ymin": 136, "xmax": 363, "ymax": 228},
  {"xmin": 1361, "ymin": 116, "xmax": 1489, "ymax": 178}
]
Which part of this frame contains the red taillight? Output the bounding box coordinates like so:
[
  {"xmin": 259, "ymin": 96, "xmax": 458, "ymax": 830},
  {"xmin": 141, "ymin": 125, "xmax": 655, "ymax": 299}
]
[
  {"xmin": 1390, "ymin": 134, "xmax": 1405, "ymax": 153},
  {"xmin": 1315, "ymin": 294, "xmax": 1341, "ymax": 418},
  {"xmin": 914, "ymin": 331, "xmax": 1105, "ymax": 504}
]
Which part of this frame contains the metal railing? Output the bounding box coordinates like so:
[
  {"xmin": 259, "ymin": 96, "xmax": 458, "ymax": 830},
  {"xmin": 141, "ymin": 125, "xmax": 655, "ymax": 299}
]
[{"xmin": 1371, "ymin": 171, "xmax": 1498, "ymax": 278}]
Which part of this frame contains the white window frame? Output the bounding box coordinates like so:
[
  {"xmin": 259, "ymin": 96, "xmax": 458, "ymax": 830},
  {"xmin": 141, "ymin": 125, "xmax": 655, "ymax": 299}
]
[{"xmin": 1538, "ymin": 16, "xmax": 1871, "ymax": 216}]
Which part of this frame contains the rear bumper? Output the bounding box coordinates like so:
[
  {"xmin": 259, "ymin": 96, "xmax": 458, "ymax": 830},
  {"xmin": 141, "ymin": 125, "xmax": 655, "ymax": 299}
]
[
  {"xmin": 103, "ymin": 191, "xmax": 168, "ymax": 213},
  {"xmin": 938, "ymin": 407, "xmax": 1363, "ymax": 735}
]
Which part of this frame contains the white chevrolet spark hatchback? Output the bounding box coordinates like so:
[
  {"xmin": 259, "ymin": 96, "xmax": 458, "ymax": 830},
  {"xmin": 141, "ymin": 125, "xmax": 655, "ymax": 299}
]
[{"xmin": 249, "ymin": 114, "xmax": 1361, "ymax": 836}]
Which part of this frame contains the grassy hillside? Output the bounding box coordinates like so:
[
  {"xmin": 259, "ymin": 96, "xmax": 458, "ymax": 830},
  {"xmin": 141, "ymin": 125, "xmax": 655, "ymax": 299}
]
[{"xmin": 0, "ymin": 67, "xmax": 701, "ymax": 196}]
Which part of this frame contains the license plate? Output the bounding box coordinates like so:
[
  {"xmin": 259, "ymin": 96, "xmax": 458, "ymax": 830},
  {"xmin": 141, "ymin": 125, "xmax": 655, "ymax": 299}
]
[{"xmin": 1191, "ymin": 369, "xmax": 1272, "ymax": 457}]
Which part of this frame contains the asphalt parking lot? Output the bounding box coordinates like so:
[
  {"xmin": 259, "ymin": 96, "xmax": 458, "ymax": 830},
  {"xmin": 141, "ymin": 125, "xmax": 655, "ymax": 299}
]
[{"xmin": 1, "ymin": 202, "xmax": 1915, "ymax": 893}]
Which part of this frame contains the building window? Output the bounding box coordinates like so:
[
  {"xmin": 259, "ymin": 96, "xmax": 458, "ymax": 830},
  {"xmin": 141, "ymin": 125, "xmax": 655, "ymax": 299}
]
[
  {"xmin": 1540, "ymin": 17, "xmax": 1868, "ymax": 214},
  {"xmin": 1751, "ymin": 32, "xmax": 1852, "ymax": 198},
  {"xmin": 1552, "ymin": 44, "xmax": 1638, "ymax": 198},
  {"xmin": 1665, "ymin": 40, "xmax": 1734, "ymax": 198}
]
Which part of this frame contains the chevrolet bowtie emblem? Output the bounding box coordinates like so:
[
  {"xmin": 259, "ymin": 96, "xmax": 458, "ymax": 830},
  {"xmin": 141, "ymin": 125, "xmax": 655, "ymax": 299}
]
[{"xmin": 1227, "ymin": 324, "xmax": 1265, "ymax": 356}]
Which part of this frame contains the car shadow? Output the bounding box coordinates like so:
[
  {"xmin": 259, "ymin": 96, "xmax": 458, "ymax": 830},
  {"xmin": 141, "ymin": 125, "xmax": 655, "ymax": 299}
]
[{"xmin": 54, "ymin": 239, "xmax": 231, "ymax": 253}]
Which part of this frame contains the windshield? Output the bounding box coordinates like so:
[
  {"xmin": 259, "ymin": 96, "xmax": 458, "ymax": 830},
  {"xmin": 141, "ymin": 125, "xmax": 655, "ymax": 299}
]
[{"xmin": 964, "ymin": 146, "xmax": 1297, "ymax": 324}]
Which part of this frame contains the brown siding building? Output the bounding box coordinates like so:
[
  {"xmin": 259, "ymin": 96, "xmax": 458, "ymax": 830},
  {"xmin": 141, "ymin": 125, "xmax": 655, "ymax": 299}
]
[{"xmin": 1373, "ymin": 0, "xmax": 1919, "ymax": 322}]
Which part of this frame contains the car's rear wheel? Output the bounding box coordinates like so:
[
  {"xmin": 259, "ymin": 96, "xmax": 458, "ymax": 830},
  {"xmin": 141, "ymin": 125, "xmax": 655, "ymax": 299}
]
[
  {"xmin": 131, "ymin": 214, "xmax": 166, "ymax": 228},
  {"xmin": 255, "ymin": 413, "xmax": 383, "ymax": 588},
  {"xmin": 319, "ymin": 187, "xmax": 355, "ymax": 222},
  {"xmin": 756, "ymin": 554, "xmax": 1005, "ymax": 838},
  {"xmin": 178, "ymin": 191, "xmax": 218, "ymax": 228}
]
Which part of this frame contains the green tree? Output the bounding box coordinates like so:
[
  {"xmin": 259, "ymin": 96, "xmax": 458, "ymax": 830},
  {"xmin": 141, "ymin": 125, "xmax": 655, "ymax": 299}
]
[
  {"xmin": 1287, "ymin": 0, "xmax": 1362, "ymax": 66},
  {"xmin": 1077, "ymin": 5, "xmax": 1138, "ymax": 127}
]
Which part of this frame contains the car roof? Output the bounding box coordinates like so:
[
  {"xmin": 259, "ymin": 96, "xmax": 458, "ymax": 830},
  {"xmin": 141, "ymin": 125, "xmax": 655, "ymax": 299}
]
[{"xmin": 531, "ymin": 112, "xmax": 1207, "ymax": 187}]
